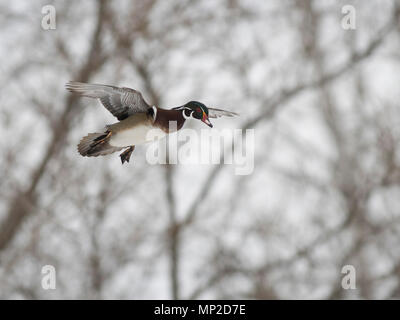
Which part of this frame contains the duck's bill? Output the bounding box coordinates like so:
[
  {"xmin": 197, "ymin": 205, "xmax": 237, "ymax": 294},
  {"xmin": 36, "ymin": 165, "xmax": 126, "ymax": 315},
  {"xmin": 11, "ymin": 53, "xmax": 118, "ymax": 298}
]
[{"xmin": 202, "ymin": 117, "xmax": 213, "ymax": 128}]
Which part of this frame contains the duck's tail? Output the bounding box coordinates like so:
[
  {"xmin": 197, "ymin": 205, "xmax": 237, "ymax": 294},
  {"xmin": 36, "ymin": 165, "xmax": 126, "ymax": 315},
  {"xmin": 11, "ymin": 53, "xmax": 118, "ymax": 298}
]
[{"xmin": 77, "ymin": 131, "xmax": 123, "ymax": 157}]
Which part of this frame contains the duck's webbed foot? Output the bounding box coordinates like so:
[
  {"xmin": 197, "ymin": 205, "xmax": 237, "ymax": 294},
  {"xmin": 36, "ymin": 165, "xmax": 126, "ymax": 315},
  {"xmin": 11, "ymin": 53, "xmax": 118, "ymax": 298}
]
[{"xmin": 120, "ymin": 146, "xmax": 135, "ymax": 164}]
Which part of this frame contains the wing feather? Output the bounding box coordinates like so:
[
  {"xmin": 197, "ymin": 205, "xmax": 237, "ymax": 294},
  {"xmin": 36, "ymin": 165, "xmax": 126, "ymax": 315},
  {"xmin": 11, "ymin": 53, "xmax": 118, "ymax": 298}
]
[
  {"xmin": 66, "ymin": 81, "xmax": 150, "ymax": 120},
  {"xmin": 208, "ymin": 107, "xmax": 239, "ymax": 119}
]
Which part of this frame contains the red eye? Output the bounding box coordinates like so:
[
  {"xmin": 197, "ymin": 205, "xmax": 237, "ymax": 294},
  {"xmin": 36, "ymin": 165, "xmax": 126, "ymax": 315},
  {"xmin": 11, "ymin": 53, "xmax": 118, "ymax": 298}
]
[{"xmin": 196, "ymin": 108, "xmax": 201, "ymax": 113}]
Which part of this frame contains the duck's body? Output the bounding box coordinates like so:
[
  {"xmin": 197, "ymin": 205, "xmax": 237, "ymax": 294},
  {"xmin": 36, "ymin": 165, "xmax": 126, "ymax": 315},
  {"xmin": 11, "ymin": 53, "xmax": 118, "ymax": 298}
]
[
  {"xmin": 66, "ymin": 81, "xmax": 238, "ymax": 164},
  {"xmin": 106, "ymin": 108, "xmax": 184, "ymax": 147},
  {"xmin": 108, "ymin": 117, "xmax": 161, "ymax": 147},
  {"xmin": 108, "ymin": 111, "xmax": 160, "ymax": 147}
]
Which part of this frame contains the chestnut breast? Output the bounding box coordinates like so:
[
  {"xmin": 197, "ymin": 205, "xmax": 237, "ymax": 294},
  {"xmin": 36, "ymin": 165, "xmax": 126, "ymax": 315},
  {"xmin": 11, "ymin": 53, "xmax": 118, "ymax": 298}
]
[{"xmin": 153, "ymin": 108, "xmax": 186, "ymax": 133}]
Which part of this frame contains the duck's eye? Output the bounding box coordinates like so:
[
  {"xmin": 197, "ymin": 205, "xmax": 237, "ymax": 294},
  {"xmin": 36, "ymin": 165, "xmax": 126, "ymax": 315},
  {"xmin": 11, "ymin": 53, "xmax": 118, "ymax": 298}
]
[{"xmin": 196, "ymin": 108, "xmax": 201, "ymax": 114}]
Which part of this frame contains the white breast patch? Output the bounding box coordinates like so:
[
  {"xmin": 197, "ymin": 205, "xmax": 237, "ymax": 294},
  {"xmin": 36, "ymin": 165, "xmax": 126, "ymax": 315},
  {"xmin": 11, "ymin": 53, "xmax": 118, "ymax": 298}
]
[{"xmin": 109, "ymin": 125, "xmax": 166, "ymax": 147}]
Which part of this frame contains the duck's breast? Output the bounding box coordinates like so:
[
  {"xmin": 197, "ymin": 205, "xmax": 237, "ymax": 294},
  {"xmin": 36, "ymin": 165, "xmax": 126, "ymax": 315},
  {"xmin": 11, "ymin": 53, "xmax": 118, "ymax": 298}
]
[{"xmin": 108, "ymin": 114, "xmax": 166, "ymax": 147}]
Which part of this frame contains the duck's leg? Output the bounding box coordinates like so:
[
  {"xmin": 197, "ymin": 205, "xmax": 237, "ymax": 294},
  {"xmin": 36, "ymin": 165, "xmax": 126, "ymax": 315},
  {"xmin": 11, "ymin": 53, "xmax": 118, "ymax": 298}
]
[{"xmin": 120, "ymin": 146, "xmax": 135, "ymax": 164}]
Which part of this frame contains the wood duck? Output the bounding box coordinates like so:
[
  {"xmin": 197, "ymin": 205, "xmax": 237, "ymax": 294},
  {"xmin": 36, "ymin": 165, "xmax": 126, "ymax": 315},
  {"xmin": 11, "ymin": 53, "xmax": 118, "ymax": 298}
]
[{"xmin": 66, "ymin": 81, "xmax": 238, "ymax": 164}]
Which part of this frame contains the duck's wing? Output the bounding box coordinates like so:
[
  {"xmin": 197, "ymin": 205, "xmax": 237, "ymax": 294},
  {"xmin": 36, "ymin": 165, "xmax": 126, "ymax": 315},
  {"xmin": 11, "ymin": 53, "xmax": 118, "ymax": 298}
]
[
  {"xmin": 208, "ymin": 107, "xmax": 239, "ymax": 119},
  {"xmin": 66, "ymin": 81, "xmax": 151, "ymax": 121}
]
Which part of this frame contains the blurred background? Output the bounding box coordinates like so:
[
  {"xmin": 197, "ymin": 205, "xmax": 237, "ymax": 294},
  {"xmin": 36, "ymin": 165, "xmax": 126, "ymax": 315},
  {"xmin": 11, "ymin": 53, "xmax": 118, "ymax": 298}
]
[{"xmin": 1, "ymin": 0, "xmax": 400, "ymax": 299}]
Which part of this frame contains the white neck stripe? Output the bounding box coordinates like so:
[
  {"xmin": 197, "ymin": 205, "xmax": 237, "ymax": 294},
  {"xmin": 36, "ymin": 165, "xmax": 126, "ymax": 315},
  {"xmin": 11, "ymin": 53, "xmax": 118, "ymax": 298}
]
[
  {"xmin": 152, "ymin": 106, "xmax": 157, "ymax": 121},
  {"xmin": 182, "ymin": 109, "xmax": 193, "ymax": 119}
]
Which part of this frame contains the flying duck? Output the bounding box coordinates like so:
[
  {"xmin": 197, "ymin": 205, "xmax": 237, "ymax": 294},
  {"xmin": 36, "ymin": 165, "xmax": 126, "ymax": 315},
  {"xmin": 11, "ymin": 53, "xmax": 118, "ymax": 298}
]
[{"xmin": 66, "ymin": 82, "xmax": 238, "ymax": 164}]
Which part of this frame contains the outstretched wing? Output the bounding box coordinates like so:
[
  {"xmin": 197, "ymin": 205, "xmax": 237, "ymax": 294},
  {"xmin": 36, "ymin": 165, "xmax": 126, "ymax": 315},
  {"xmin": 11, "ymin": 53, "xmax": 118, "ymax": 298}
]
[
  {"xmin": 208, "ymin": 107, "xmax": 239, "ymax": 119},
  {"xmin": 66, "ymin": 81, "xmax": 150, "ymax": 121}
]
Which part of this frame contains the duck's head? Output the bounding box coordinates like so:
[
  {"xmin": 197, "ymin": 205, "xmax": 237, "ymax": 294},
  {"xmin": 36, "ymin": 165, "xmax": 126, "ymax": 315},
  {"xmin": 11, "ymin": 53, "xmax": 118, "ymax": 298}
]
[{"xmin": 174, "ymin": 101, "xmax": 213, "ymax": 128}]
